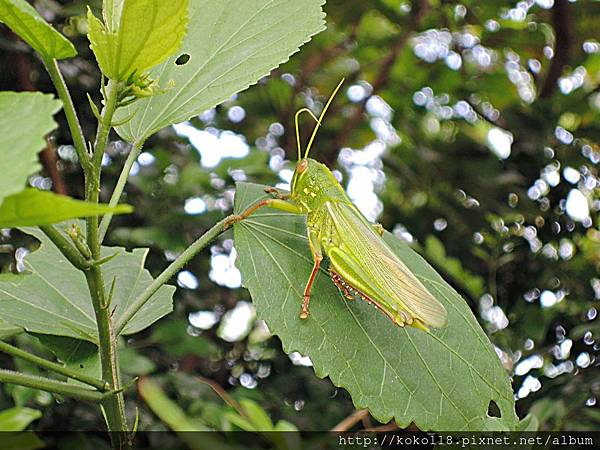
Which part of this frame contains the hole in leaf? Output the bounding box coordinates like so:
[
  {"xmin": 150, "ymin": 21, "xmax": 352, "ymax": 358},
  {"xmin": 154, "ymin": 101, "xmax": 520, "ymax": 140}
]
[
  {"xmin": 487, "ymin": 400, "xmax": 501, "ymax": 418},
  {"xmin": 175, "ymin": 54, "xmax": 190, "ymax": 66}
]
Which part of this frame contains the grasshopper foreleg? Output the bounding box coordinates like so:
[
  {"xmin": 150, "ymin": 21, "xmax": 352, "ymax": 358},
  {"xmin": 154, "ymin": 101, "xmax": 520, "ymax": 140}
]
[
  {"xmin": 264, "ymin": 187, "xmax": 291, "ymax": 200},
  {"xmin": 224, "ymin": 197, "xmax": 302, "ymax": 229}
]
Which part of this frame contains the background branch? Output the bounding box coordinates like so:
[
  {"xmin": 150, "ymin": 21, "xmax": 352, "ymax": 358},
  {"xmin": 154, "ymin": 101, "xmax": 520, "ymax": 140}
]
[
  {"xmin": 540, "ymin": 0, "xmax": 572, "ymax": 98},
  {"xmin": 330, "ymin": 409, "xmax": 369, "ymax": 432}
]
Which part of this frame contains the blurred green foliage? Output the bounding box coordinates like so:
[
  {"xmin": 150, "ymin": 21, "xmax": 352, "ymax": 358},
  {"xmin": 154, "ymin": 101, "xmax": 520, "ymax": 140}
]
[{"xmin": 0, "ymin": 0, "xmax": 599, "ymax": 441}]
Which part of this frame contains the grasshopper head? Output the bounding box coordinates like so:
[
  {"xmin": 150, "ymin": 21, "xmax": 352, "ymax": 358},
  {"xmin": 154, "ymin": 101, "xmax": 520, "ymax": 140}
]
[
  {"xmin": 290, "ymin": 158, "xmax": 346, "ymax": 207},
  {"xmin": 290, "ymin": 158, "xmax": 310, "ymax": 194}
]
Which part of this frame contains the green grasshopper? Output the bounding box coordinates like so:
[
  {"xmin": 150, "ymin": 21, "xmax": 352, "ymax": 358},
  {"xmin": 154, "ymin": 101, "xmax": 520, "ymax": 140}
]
[{"xmin": 235, "ymin": 79, "xmax": 447, "ymax": 331}]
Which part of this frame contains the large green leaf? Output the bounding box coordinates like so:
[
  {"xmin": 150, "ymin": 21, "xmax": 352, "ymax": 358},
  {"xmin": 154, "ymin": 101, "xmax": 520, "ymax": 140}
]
[
  {"xmin": 0, "ymin": 227, "xmax": 174, "ymax": 343},
  {"xmin": 115, "ymin": 0, "xmax": 326, "ymax": 143},
  {"xmin": 0, "ymin": 188, "xmax": 132, "ymax": 228},
  {"xmin": 0, "ymin": 0, "xmax": 76, "ymax": 59},
  {"xmin": 35, "ymin": 334, "xmax": 100, "ymax": 385},
  {"xmin": 0, "ymin": 92, "xmax": 61, "ymax": 206},
  {"xmin": 87, "ymin": 0, "xmax": 188, "ymax": 80},
  {"xmin": 0, "ymin": 318, "xmax": 22, "ymax": 339},
  {"xmin": 233, "ymin": 183, "xmax": 518, "ymax": 431},
  {"xmin": 102, "ymin": 0, "xmax": 125, "ymax": 32},
  {"xmin": 0, "ymin": 406, "xmax": 41, "ymax": 431},
  {"xmin": 37, "ymin": 334, "xmax": 156, "ymax": 384}
]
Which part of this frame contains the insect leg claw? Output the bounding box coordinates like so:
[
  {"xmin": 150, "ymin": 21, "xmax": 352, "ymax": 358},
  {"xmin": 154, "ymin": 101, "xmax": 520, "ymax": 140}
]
[
  {"xmin": 300, "ymin": 301, "xmax": 310, "ymax": 319},
  {"xmin": 264, "ymin": 187, "xmax": 290, "ymax": 200}
]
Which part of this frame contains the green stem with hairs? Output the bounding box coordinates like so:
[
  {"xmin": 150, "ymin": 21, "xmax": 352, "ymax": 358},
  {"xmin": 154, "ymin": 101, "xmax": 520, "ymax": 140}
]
[
  {"xmin": 0, "ymin": 369, "xmax": 113, "ymax": 403},
  {"xmin": 42, "ymin": 57, "xmax": 129, "ymax": 447},
  {"xmin": 98, "ymin": 139, "xmax": 144, "ymax": 242},
  {"xmin": 0, "ymin": 341, "xmax": 109, "ymax": 391},
  {"xmin": 83, "ymin": 80, "xmax": 129, "ymax": 446},
  {"xmin": 114, "ymin": 215, "xmax": 240, "ymax": 335},
  {"xmin": 39, "ymin": 224, "xmax": 91, "ymax": 270},
  {"xmin": 41, "ymin": 57, "xmax": 91, "ymax": 175}
]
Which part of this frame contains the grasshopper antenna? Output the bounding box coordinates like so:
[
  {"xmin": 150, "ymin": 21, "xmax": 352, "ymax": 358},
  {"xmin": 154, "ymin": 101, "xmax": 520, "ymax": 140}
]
[
  {"xmin": 295, "ymin": 107, "xmax": 321, "ymax": 161},
  {"xmin": 304, "ymin": 78, "xmax": 345, "ymax": 159}
]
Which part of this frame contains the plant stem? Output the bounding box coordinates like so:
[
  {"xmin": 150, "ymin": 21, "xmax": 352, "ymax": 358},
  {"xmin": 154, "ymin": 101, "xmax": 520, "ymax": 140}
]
[
  {"xmin": 0, "ymin": 369, "xmax": 112, "ymax": 403},
  {"xmin": 87, "ymin": 79, "xmax": 119, "ymax": 261},
  {"xmin": 91, "ymin": 81, "xmax": 119, "ymax": 171},
  {"xmin": 42, "ymin": 57, "xmax": 91, "ymax": 175},
  {"xmin": 39, "ymin": 224, "xmax": 90, "ymax": 270},
  {"xmin": 84, "ymin": 79, "xmax": 129, "ymax": 446},
  {"xmin": 114, "ymin": 215, "xmax": 239, "ymax": 335},
  {"xmin": 0, "ymin": 341, "xmax": 109, "ymax": 391},
  {"xmin": 98, "ymin": 139, "xmax": 144, "ymax": 242},
  {"xmin": 84, "ymin": 268, "xmax": 127, "ymax": 432}
]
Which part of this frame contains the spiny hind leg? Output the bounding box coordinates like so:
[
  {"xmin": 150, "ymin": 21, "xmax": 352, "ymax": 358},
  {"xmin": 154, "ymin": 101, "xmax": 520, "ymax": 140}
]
[
  {"xmin": 328, "ymin": 247, "xmax": 410, "ymax": 327},
  {"xmin": 330, "ymin": 270, "xmax": 355, "ymax": 301}
]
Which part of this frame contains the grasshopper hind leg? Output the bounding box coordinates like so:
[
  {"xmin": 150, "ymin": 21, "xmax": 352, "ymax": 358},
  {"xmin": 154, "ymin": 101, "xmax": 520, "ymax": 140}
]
[
  {"xmin": 330, "ymin": 271, "xmax": 355, "ymax": 301},
  {"xmin": 329, "ymin": 268, "xmax": 408, "ymax": 328}
]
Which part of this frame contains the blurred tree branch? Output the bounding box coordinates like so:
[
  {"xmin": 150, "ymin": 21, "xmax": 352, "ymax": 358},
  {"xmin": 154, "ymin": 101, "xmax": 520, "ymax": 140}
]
[
  {"xmin": 331, "ymin": 408, "xmax": 369, "ymax": 431},
  {"xmin": 540, "ymin": 0, "xmax": 572, "ymax": 98}
]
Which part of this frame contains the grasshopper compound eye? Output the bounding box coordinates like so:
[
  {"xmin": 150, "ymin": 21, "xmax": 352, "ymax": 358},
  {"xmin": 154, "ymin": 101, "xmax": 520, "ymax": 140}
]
[{"xmin": 297, "ymin": 159, "xmax": 308, "ymax": 173}]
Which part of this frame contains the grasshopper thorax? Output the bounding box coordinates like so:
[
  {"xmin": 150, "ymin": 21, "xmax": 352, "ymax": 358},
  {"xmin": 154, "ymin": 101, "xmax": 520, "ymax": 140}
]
[{"xmin": 290, "ymin": 158, "xmax": 348, "ymax": 212}]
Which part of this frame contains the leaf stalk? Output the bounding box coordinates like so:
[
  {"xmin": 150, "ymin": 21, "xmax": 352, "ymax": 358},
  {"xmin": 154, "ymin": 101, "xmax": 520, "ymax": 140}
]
[
  {"xmin": 114, "ymin": 215, "xmax": 240, "ymax": 335},
  {"xmin": 42, "ymin": 57, "xmax": 91, "ymax": 175},
  {"xmin": 0, "ymin": 369, "xmax": 112, "ymax": 403},
  {"xmin": 39, "ymin": 224, "xmax": 91, "ymax": 270},
  {"xmin": 0, "ymin": 341, "xmax": 109, "ymax": 391},
  {"xmin": 98, "ymin": 140, "xmax": 144, "ymax": 242}
]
